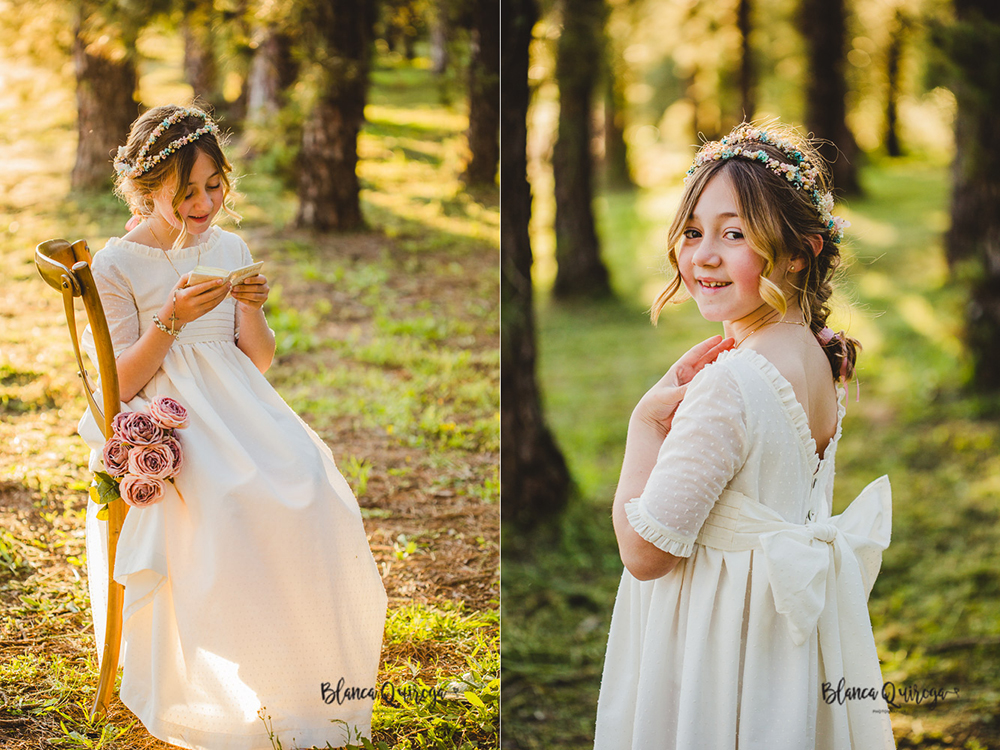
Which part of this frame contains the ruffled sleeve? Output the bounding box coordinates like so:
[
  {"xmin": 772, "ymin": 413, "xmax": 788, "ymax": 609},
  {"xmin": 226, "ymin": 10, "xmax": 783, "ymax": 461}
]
[
  {"xmin": 625, "ymin": 359, "xmax": 749, "ymax": 557},
  {"xmin": 82, "ymin": 247, "xmax": 140, "ymax": 366}
]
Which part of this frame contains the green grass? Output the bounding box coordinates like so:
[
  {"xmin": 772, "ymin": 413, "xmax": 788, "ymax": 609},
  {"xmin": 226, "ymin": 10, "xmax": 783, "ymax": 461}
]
[{"xmin": 503, "ymin": 159, "xmax": 1000, "ymax": 749}]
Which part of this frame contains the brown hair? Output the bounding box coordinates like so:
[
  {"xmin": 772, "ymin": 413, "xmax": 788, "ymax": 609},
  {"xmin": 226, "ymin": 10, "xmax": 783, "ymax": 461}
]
[
  {"xmin": 114, "ymin": 104, "xmax": 240, "ymax": 249},
  {"xmin": 652, "ymin": 123, "xmax": 860, "ymax": 382}
]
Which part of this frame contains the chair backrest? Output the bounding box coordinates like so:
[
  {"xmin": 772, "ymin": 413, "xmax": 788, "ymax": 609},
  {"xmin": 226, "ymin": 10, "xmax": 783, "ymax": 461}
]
[
  {"xmin": 35, "ymin": 239, "xmax": 121, "ymax": 439},
  {"xmin": 35, "ymin": 238, "xmax": 127, "ymax": 718}
]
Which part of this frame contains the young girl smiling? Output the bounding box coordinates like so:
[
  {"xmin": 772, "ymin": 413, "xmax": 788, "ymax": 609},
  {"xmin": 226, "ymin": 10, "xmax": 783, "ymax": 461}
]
[{"xmin": 594, "ymin": 123, "xmax": 895, "ymax": 749}]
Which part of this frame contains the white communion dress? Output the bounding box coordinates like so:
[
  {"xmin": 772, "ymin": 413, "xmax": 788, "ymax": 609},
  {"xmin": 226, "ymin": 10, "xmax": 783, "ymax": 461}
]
[
  {"xmin": 594, "ymin": 347, "xmax": 896, "ymax": 750},
  {"xmin": 78, "ymin": 227, "xmax": 387, "ymax": 750}
]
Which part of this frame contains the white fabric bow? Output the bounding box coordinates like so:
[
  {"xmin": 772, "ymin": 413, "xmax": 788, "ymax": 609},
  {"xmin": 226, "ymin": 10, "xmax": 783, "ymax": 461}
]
[
  {"xmin": 759, "ymin": 475, "xmax": 891, "ymax": 646},
  {"xmin": 758, "ymin": 475, "xmax": 895, "ymax": 748}
]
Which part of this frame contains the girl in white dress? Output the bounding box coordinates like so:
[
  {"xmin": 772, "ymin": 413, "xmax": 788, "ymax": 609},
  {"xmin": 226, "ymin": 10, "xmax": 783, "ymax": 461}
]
[
  {"xmin": 594, "ymin": 123, "xmax": 895, "ymax": 749},
  {"xmin": 78, "ymin": 104, "xmax": 387, "ymax": 749}
]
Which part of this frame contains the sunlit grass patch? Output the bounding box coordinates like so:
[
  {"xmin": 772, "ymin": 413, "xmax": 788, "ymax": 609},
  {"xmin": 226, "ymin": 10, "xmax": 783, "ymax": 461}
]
[
  {"xmin": 278, "ymin": 351, "xmax": 497, "ymax": 456},
  {"xmin": 360, "ymin": 602, "xmax": 498, "ymax": 750}
]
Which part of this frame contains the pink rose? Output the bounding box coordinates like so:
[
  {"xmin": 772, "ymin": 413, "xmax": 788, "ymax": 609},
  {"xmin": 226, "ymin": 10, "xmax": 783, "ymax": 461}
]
[
  {"xmin": 161, "ymin": 436, "xmax": 183, "ymax": 477},
  {"xmin": 112, "ymin": 411, "xmax": 166, "ymax": 446},
  {"xmin": 102, "ymin": 436, "xmax": 131, "ymax": 477},
  {"xmin": 150, "ymin": 396, "xmax": 189, "ymax": 430},
  {"xmin": 127, "ymin": 443, "xmax": 179, "ymax": 480},
  {"xmin": 119, "ymin": 474, "xmax": 165, "ymax": 507}
]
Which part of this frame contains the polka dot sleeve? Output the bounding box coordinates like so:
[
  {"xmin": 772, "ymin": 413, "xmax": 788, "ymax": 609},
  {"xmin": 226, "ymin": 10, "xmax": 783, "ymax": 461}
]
[
  {"xmin": 625, "ymin": 361, "xmax": 749, "ymax": 557},
  {"xmin": 82, "ymin": 249, "xmax": 140, "ymax": 365}
]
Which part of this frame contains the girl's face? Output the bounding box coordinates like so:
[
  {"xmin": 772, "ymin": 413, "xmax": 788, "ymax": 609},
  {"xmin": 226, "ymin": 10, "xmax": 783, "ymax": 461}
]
[
  {"xmin": 677, "ymin": 172, "xmax": 787, "ymax": 332},
  {"xmin": 151, "ymin": 148, "xmax": 224, "ymax": 237}
]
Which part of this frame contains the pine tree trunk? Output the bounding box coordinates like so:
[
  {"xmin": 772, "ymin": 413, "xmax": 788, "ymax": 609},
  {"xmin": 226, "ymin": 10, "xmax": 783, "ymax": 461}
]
[
  {"xmin": 463, "ymin": 0, "xmax": 500, "ymax": 185},
  {"xmin": 501, "ymin": 0, "xmax": 571, "ymax": 527},
  {"xmin": 296, "ymin": 1, "xmax": 373, "ymax": 232},
  {"xmin": 738, "ymin": 0, "xmax": 756, "ymax": 120},
  {"xmin": 430, "ymin": 0, "xmax": 449, "ymax": 75},
  {"xmin": 603, "ymin": 42, "xmax": 634, "ymax": 191},
  {"xmin": 798, "ymin": 0, "xmax": 861, "ymax": 195},
  {"xmin": 246, "ymin": 27, "xmax": 296, "ymax": 126},
  {"xmin": 884, "ymin": 10, "xmax": 904, "ymax": 158},
  {"xmin": 944, "ymin": 0, "xmax": 1000, "ymax": 391},
  {"xmin": 182, "ymin": 1, "xmax": 220, "ymax": 109},
  {"xmin": 552, "ymin": 0, "xmax": 611, "ymax": 299},
  {"xmin": 71, "ymin": 23, "xmax": 139, "ymax": 191}
]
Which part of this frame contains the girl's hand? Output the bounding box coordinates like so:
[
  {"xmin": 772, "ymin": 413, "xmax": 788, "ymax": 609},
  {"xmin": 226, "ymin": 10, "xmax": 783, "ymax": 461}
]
[
  {"xmin": 231, "ymin": 274, "xmax": 270, "ymax": 310},
  {"xmin": 633, "ymin": 335, "xmax": 735, "ymax": 435},
  {"xmin": 158, "ymin": 273, "xmax": 231, "ymax": 327}
]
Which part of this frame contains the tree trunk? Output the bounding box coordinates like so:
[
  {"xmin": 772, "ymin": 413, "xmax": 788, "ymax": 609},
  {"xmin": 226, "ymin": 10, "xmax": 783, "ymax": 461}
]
[
  {"xmin": 71, "ymin": 22, "xmax": 139, "ymax": 191},
  {"xmin": 884, "ymin": 10, "xmax": 904, "ymax": 158},
  {"xmin": 738, "ymin": 0, "xmax": 756, "ymax": 120},
  {"xmin": 798, "ymin": 0, "xmax": 861, "ymax": 195},
  {"xmin": 430, "ymin": 0, "xmax": 449, "ymax": 75},
  {"xmin": 501, "ymin": 0, "xmax": 572, "ymax": 527},
  {"xmin": 246, "ymin": 26, "xmax": 296, "ymax": 126},
  {"xmin": 943, "ymin": 0, "xmax": 1000, "ymax": 391},
  {"xmin": 463, "ymin": 0, "xmax": 500, "ymax": 185},
  {"xmin": 296, "ymin": 1, "xmax": 374, "ymax": 232},
  {"xmin": 603, "ymin": 34, "xmax": 634, "ymax": 191},
  {"xmin": 552, "ymin": 0, "xmax": 611, "ymax": 299},
  {"xmin": 182, "ymin": 0, "xmax": 221, "ymax": 110}
]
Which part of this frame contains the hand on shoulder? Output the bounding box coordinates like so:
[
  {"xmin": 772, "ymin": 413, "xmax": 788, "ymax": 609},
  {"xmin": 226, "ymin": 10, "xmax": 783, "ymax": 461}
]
[{"xmin": 632, "ymin": 334, "xmax": 735, "ymax": 436}]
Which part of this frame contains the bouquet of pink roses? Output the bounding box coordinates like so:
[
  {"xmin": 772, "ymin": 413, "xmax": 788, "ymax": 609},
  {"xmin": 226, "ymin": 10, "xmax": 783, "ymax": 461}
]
[{"xmin": 90, "ymin": 396, "xmax": 188, "ymax": 515}]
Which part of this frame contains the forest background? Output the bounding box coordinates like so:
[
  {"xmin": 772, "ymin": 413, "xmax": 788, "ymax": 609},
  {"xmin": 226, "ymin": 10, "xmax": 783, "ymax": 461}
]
[
  {"xmin": 0, "ymin": 1, "xmax": 499, "ymax": 748},
  {"xmin": 502, "ymin": 0, "xmax": 1000, "ymax": 748}
]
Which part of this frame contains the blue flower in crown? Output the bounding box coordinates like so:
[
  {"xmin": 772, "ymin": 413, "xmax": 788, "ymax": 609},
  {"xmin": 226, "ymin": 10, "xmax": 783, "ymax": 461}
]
[
  {"xmin": 113, "ymin": 108, "xmax": 219, "ymax": 180},
  {"xmin": 682, "ymin": 124, "xmax": 848, "ymax": 244}
]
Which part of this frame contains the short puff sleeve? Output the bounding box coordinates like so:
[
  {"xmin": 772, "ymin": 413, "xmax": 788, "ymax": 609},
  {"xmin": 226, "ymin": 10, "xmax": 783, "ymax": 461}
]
[
  {"xmin": 625, "ymin": 360, "xmax": 749, "ymax": 557},
  {"xmin": 81, "ymin": 249, "xmax": 140, "ymax": 367}
]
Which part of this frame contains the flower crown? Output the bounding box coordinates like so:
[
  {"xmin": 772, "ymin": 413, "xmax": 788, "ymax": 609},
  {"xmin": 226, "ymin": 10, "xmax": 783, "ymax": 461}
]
[
  {"xmin": 114, "ymin": 108, "xmax": 219, "ymax": 179},
  {"xmin": 684, "ymin": 124, "xmax": 850, "ymax": 244}
]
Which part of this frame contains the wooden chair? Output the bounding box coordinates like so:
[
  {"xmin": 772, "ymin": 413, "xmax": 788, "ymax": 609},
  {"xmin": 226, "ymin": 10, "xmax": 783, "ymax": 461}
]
[{"xmin": 35, "ymin": 239, "xmax": 127, "ymax": 718}]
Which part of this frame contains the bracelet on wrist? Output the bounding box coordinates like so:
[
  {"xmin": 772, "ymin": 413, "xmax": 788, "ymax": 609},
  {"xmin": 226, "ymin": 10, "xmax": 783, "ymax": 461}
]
[{"xmin": 152, "ymin": 314, "xmax": 183, "ymax": 339}]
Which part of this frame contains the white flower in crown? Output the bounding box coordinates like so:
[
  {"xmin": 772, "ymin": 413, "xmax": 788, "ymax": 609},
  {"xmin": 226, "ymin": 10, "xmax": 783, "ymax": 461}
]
[
  {"xmin": 113, "ymin": 108, "xmax": 219, "ymax": 180},
  {"xmin": 684, "ymin": 127, "xmax": 848, "ymax": 243}
]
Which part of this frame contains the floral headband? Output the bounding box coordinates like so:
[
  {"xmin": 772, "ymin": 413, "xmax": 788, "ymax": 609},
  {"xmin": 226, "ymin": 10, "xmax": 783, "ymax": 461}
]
[
  {"xmin": 114, "ymin": 108, "xmax": 219, "ymax": 179},
  {"xmin": 684, "ymin": 124, "xmax": 850, "ymax": 244}
]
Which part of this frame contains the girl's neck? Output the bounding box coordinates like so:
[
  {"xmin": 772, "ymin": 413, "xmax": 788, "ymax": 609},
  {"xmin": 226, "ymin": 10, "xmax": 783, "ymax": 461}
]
[
  {"xmin": 144, "ymin": 215, "xmax": 201, "ymax": 251},
  {"xmin": 725, "ymin": 304, "xmax": 807, "ymax": 348}
]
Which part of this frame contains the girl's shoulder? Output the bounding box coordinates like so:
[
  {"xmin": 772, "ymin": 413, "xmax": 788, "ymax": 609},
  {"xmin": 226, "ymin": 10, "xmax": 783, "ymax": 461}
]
[
  {"xmin": 91, "ymin": 236, "xmax": 134, "ymax": 274},
  {"xmin": 687, "ymin": 347, "xmax": 789, "ymax": 414},
  {"xmin": 693, "ymin": 347, "xmax": 758, "ymax": 388},
  {"xmin": 209, "ymin": 226, "xmax": 245, "ymax": 245},
  {"xmin": 713, "ymin": 346, "xmax": 800, "ymax": 387},
  {"xmin": 680, "ymin": 349, "xmax": 749, "ymax": 412}
]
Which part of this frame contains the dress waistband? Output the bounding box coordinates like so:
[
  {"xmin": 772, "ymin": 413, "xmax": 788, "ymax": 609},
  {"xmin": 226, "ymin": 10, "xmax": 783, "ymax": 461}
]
[
  {"xmin": 696, "ymin": 488, "xmax": 838, "ymax": 552},
  {"xmin": 695, "ymin": 479, "xmax": 892, "ymax": 632},
  {"xmin": 140, "ymin": 309, "xmax": 234, "ymax": 346}
]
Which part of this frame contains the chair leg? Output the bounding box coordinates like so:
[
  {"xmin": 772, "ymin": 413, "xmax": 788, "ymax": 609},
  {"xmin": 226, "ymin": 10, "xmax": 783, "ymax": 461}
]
[
  {"xmin": 90, "ymin": 579, "xmax": 125, "ymax": 717},
  {"xmin": 90, "ymin": 497, "xmax": 128, "ymax": 718}
]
